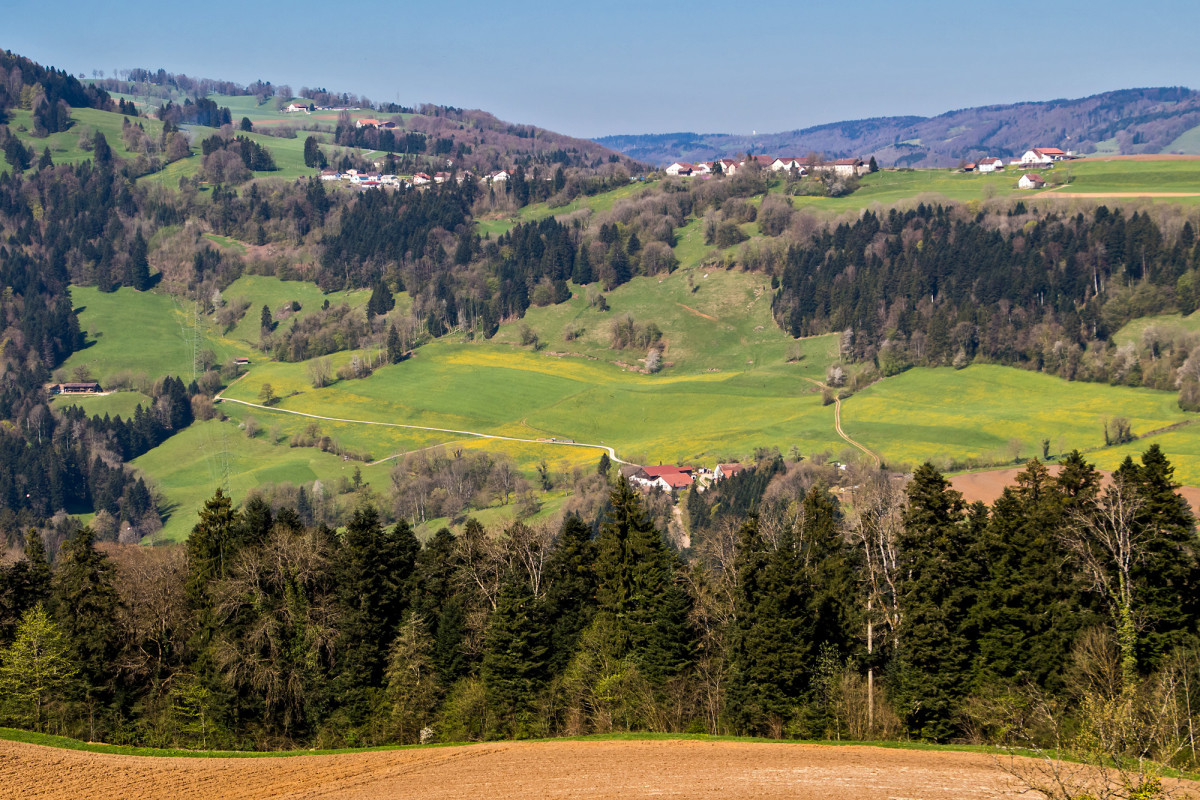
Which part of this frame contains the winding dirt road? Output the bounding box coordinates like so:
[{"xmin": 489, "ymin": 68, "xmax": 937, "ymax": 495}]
[{"xmin": 802, "ymin": 378, "xmax": 881, "ymax": 466}]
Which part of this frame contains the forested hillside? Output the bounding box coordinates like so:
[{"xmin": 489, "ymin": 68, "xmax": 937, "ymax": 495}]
[{"xmin": 599, "ymin": 87, "xmax": 1200, "ymax": 166}]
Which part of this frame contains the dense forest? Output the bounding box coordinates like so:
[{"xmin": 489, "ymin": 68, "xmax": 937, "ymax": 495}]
[{"xmin": 0, "ymin": 448, "xmax": 1196, "ymax": 767}]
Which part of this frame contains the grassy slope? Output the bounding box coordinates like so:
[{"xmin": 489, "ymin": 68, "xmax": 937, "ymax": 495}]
[
  {"xmin": 841, "ymin": 365, "xmax": 1194, "ymax": 472},
  {"xmin": 53, "ymin": 161, "xmax": 1200, "ymax": 541},
  {"xmin": 1167, "ymin": 123, "xmax": 1200, "ymax": 154}
]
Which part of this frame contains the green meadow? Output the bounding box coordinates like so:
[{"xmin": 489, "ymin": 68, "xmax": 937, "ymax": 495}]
[{"xmin": 840, "ymin": 364, "xmax": 1195, "ymax": 471}]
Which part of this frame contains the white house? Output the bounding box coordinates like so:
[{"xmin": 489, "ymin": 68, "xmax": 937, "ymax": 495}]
[
  {"xmin": 665, "ymin": 162, "xmax": 696, "ymax": 176},
  {"xmin": 693, "ymin": 162, "xmax": 712, "ymax": 175},
  {"xmin": 1018, "ymin": 173, "xmax": 1046, "ymax": 189},
  {"xmin": 831, "ymin": 157, "xmax": 866, "ymax": 177},
  {"xmin": 355, "ymin": 118, "xmax": 381, "ymax": 129},
  {"xmin": 284, "ymin": 102, "xmax": 310, "ymax": 114},
  {"xmin": 770, "ymin": 157, "xmax": 802, "ymax": 172},
  {"xmin": 977, "ymin": 157, "xmax": 1005, "ymax": 173},
  {"xmin": 1021, "ymin": 147, "xmax": 1067, "ymax": 165},
  {"xmin": 489, "ymin": 170, "xmax": 510, "ymax": 182},
  {"xmin": 412, "ymin": 172, "xmax": 431, "ymax": 185}
]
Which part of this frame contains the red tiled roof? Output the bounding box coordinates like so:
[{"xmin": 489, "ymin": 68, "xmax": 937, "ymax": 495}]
[
  {"xmin": 1035, "ymin": 147, "xmax": 1065, "ymax": 155},
  {"xmin": 833, "ymin": 158, "xmax": 862, "ymax": 166},
  {"xmin": 659, "ymin": 472, "xmax": 694, "ymax": 489},
  {"xmin": 642, "ymin": 465, "xmax": 693, "ymax": 478}
]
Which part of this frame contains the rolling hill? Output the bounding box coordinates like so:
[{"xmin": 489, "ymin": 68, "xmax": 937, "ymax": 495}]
[{"xmin": 598, "ymin": 86, "xmax": 1200, "ymax": 167}]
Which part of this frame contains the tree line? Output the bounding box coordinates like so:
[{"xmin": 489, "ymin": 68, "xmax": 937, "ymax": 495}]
[{"xmin": 0, "ymin": 446, "xmax": 1197, "ymax": 764}]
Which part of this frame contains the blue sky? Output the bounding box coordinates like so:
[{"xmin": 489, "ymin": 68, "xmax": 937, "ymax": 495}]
[{"xmin": 6, "ymin": 0, "xmax": 1200, "ymax": 138}]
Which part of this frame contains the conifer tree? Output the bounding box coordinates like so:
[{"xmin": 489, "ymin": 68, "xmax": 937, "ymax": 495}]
[
  {"xmin": 541, "ymin": 514, "xmax": 597, "ymax": 675},
  {"xmin": 482, "ymin": 575, "xmax": 547, "ymax": 733},
  {"xmin": 50, "ymin": 526, "xmax": 119, "ymax": 698},
  {"xmin": 893, "ymin": 464, "xmax": 977, "ymax": 741},
  {"xmin": 594, "ymin": 479, "xmax": 691, "ymax": 684}
]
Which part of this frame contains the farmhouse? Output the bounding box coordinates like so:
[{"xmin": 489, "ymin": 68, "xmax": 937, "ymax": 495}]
[
  {"xmin": 770, "ymin": 157, "xmax": 803, "ymax": 172},
  {"xmin": 434, "ymin": 172, "xmax": 451, "ymax": 184},
  {"xmin": 412, "ymin": 172, "xmax": 432, "ymax": 185},
  {"xmin": 665, "ymin": 162, "xmax": 696, "ymax": 176},
  {"xmin": 1021, "ymin": 147, "xmax": 1068, "ymax": 165},
  {"xmin": 1019, "ymin": 173, "xmax": 1046, "ymax": 189},
  {"xmin": 284, "ymin": 102, "xmax": 311, "ymax": 114},
  {"xmin": 714, "ymin": 463, "xmax": 749, "ymax": 481},
  {"xmin": 977, "ymin": 157, "xmax": 1005, "ymax": 173},
  {"xmin": 320, "ymin": 169, "xmax": 340, "ymax": 181},
  {"xmin": 233, "ymin": 357, "xmax": 251, "ymax": 366},
  {"xmin": 51, "ymin": 382, "xmax": 102, "ymax": 394},
  {"xmin": 488, "ymin": 170, "xmax": 510, "ymax": 182},
  {"xmin": 355, "ymin": 118, "xmax": 381, "ymax": 128}
]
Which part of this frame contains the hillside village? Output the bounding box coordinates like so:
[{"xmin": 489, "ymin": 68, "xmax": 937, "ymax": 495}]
[{"xmin": 661, "ymin": 145, "xmax": 1080, "ymax": 189}]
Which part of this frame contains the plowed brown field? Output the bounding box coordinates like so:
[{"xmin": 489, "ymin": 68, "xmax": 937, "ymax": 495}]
[{"xmin": 0, "ymin": 737, "xmax": 1046, "ymax": 799}]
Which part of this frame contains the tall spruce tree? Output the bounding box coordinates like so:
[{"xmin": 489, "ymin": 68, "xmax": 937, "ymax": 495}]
[
  {"xmin": 893, "ymin": 464, "xmax": 978, "ymax": 741},
  {"xmin": 50, "ymin": 526, "xmax": 120, "ymax": 700},
  {"xmin": 593, "ymin": 479, "xmax": 691, "ymax": 684},
  {"xmin": 540, "ymin": 514, "xmax": 597, "ymax": 675}
]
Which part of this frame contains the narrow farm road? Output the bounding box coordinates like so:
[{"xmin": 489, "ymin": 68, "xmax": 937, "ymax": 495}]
[
  {"xmin": 802, "ymin": 378, "xmax": 882, "ymax": 467},
  {"xmin": 213, "ymin": 378, "xmax": 630, "ymax": 465}
]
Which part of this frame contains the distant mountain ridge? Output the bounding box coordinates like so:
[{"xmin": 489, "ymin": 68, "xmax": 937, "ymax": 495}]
[{"xmin": 598, "ymin": 87, "xmax": 1200, "ymax": 167}]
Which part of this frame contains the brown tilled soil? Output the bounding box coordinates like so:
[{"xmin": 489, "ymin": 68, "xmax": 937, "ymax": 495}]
[
  {"xmin": 950, "ymin": 465, "xmax": 1200, "ymax": 516},
  {"xmin": 0, "ymin": 738, "xmax": 1044, "ymax": 800}
]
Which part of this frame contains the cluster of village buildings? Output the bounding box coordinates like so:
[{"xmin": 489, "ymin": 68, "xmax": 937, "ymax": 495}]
[
  {"xmin": 619, "ymin": 462, "xmax": 750, "ymax": 494},
  {"xmin": 664, "ymin": 146, "xmax": 1078, "ymax": 190},
  {"xmin": 963, "ymin": 147, "xmax": 1079, "ymax": 189},
  {"xmin": 664, "ymin": 155, "xmax": 868, "ymax": 178}
]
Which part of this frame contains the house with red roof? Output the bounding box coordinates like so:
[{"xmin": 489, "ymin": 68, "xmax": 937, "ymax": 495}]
[
  {"xmin": 665, "ymin": 162, "xmax": 696, "ymax": 176},
  {"xmin": 1021, "ymin": 147, "xmax": 1068, "ymax": 165},
  {"xmin": 1018, "ymin": 173, "xmax": 1046, "ymax": 189},
  {"xmin": 355, "ymin": 118, "xmax": 381, "ymax": 128},
  {"xmin": 977, "ymin": 157, "xmax": 1005, "ymax": 173}
]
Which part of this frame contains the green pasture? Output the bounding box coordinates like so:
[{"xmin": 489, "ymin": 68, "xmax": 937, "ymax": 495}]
[
  {"xmin": 62, "ymin": 286, "xmax": 233, "ymax": 384},
  {"xmin": 132, "ymin": 418, "xmax": 388, "ymax": 542},
  {"xmin": 1167, "ymin": 124, "xmax": 1200, "ymax": 154},
  {"xmin": 216, "ymin": 274, "xmax": 376, "ymax": 348},
  {"xmin": 51, "ymin": 391, "xmax": 154, "ymax": 418},
  {"xmin": 3, "ymin": 107, "xmax": 169, "ymax": 170},
  {"xmin": 1113, "ymin": 311, "xmax": 1200, "ymax": 347},
  {"xmin": 1038, "ymin": 158, "xmax": 1200, "ymax": 194},
  {"xmin": 476, "ymin": 180, "xmax": 655, "ymax": 237},
  {"xmin": 488, "ymin": 268, "xmax": 810, "ymax": 375},
  {"xmin": 62, "ymin": 277, "xmax": 378, "ymax": 385},
  {"xmin": 840, "ymin": 364, "xmax": 1193, "ymax": 470},
  {"xmin": 219, "ymin": 332, "xmax": 845, "ymax": 471}
]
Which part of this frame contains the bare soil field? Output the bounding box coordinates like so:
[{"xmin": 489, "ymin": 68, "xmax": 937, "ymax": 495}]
[
  {"xmin": 0, "ymin": 737, "xmax": 1041, "ymax": 800},
  {"xmin": 950, "ymin": 465, "xmax": 1200, "ymax": 516}
]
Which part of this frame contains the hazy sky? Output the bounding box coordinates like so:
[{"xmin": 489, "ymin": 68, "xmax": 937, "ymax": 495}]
[{"xmin": 7, "ymin": 0, "xmax": 1200, "ymax": 138}]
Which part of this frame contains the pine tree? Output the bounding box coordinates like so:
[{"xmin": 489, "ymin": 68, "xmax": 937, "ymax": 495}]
[
  {"xmin": 184, "ymin": 488, "xmax": 243, "ymax": 610},
  {"xmin": 482, "ymin": 575, "xmax": 547, "ymax": 733},
  {"xmin": 541, "ymin": 514, "xmax": 597, "ymax": 675},
  {"xmin": 129, "ymin": 231, "xmax": 150, "ymax": 290},
  {"xmin": 50, "ymin": 526, "xmax": 120, "ymax": 697},
  {"xmin": 593, "ymin": 479, "xmax": 691, "ymax": 684},
  {"xmin": 571, "ymin": 245, "xmax": 593, "ymax": 285},
  {"xmin": 387, "ymin": 323, "xmax": 404, "ymax": 363},
  {"xmin": 973, "ymin": 459, "xmax": 1090, "ymax": 692},
  {"xmin": 893, "ymin": 464, "xmax": 978, "ymax": 741},
  {"xmin": 335, "ymin": 506, "xmax": 419, "ymax": 707}
]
